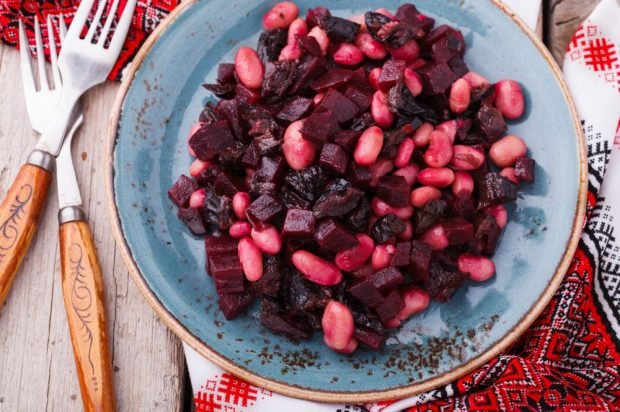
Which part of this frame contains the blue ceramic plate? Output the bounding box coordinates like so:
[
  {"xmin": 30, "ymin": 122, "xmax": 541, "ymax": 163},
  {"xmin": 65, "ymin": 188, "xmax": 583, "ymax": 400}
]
[{"xmin": 105, "ymin": 0, "xmax": 586, "ymax": 402}]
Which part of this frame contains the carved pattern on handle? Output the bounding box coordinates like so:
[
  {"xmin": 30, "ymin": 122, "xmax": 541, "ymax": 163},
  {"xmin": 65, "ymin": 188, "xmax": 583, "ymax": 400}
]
[
  {"xmin": 69, "ymin": 241, "xmax": 98, "ymax": 392},
  {"xmin": 0, "ymin": 184, "xmax": 33, "ymax": 262}
]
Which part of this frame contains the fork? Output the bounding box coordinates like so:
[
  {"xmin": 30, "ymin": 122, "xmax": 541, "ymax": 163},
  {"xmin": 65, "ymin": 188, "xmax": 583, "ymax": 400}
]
[
  {"xmin": 0, "ymin": 0, "xmax": 136, "ymax": 307},
  {"xmin": 18, "ymin": 15, "xmax": 116, "ymax": 412}
]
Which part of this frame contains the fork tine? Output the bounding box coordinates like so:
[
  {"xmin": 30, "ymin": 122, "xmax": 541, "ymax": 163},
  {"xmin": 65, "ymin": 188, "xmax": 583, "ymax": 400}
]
[
  {"xmin": 85, "ymin": 0, "xmax": 108, "ymax": 43},
  {"xmin": 18, "ymin": 20, "xmax": 37, "ymax": 95},
  {"xmin": 34, "ymin": 16, "xmax": 49, "ymax": 91},
  {"xmin": 65, "ymin": 0, "xmax": 95, "ymax": 40},
  {"xmin": 107, "ymin": 0, "xmax": 136, "ymax": 53},
  {"xmin": 47, "ymin": 15, "xmax": 61, "ymax": 89},
  {"xmin": 58, "ymin": 14, "xmax": 68, "ymax": 39},
  {"xmin": 98, "ymin": 0, "xmax": 121, "ymax": 45}
]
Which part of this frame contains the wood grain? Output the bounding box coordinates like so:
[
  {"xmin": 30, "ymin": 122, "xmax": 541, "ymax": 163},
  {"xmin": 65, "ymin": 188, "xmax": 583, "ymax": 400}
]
[
  {"xmin": 0, "ymin": 163, "xmax": 52, "ymax": 306},
  {"xmin": 546, "ymin": 0, "xmax": 601, "ymax": 64},
  {"xmin": 0, "ymin": 45, "xmax": 185, "ymax": 411},
  {"xmin": 60, "ymin": 220, "xmax": 115, "ymax": 412}
]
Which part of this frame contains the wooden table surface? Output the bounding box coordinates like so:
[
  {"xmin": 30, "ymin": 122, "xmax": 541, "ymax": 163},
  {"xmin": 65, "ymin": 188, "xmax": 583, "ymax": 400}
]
[{"xmin": 0, "ymin": 1, "xmax": 598, "ymax": 410}]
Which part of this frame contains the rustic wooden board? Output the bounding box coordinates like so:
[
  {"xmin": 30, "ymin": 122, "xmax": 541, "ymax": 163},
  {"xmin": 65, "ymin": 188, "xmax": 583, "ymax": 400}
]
[{"xmin": 0, "ymin": 45, "xmax": 185, "ymax": 411}]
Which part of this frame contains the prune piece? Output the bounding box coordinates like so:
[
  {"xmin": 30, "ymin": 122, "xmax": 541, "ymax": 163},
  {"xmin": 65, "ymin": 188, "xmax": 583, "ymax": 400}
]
[
  {"xmin": 195, "ymin": 164, "xmax": 221, "ymax": 187},
  {"xmin": 314, "ymin": 218, "xmax": 359, "ymax": 252},
  {"xmin": 189, "ymin": 120, "xmax": 235, "ymax": 161},
  {"xmin": 448, "ymin": 56, "xmax": 469, "ymax": 78},
  {"xmin": 177, "ymin": 207, "xmax": 206, "ymax": 235},
  {"xmin": 416, "ymin": 62, "xmax": 457, "ymax": 95},
  {"xmin": 286, "ymin": 273, "xmax": 330, "ymax": 312},
  {"xmin": 410, "ymin": 240, "xmax": 432, "ymax": 283},
  {"xmin": 375, "ymin": 290, "xmax": 405, "ymax": 323},
  {"xmin": 311, "ymin": 68, "xmax": 356, "ymax": 91},
  {"xmin": 354, "ymin": 326, "xmax": 386, "ymax": 350},
  {"xmin": 442, "ymin": 217, "xmax": 474, "ymax": 245},
  {"xmin": 257, "ymin": 28, "xmax": 288, "ymax": 63},
  {"xmin": 366, "ymin": 12, "xmax": 422, "ymax": 48},
  {"xmin": 370, "ymin": 214, "xmax": 406, "ymax": 244},
  {"xmin": 319, "ymin": 143, "xmax": 348, "ymax": 174},
  {"xmin": 219, "ymin": 292, "xmax": 254, "ymax": 320},
  {"xmin": 346, "ymin": 162, "xmax": 371, "ymax": 188},
  {"xmin": 215, "ymin": 99, "xmax": 243, "ymax": 141},
  {"xmin": 245, "ymin": 194, "xmax": 283, "ymax": 229},
  {"xmin": 300, "ymin": 110, "xmax": 339, "ymax": 145},
  {"xmin": 262, "ymin": 60, "xmax": 296, "ymax": 98},
  {"xmin": 261, "ymin": 299, "xmax": 314, "ymax": 339},
  {"xmin": 253, "ymin": 133, "xmax": 282, "ymax": 157},
  {"xmin": 217, "ymin": 63, "xmax": 236, "ymax": 84},
  {"xmin": 350, "ymin": 112, "xmax": 375, "ymax": 131},
  {"xmin": 395, "ymin": 4, "xmax": 434, "ymax": 34},
  {"xmin": 276, "ymin": 97, "xmax": 313, "ymax": 123},
  {"xmin": 348, "ymin": 278, "xmax": 385, "ymax": 308},
  {"xmin": 429, "ymin": 28, "xmax": 465, "ymax": 62},
  {"xmin": 214, "ymin": 172, "xmax": 246, "ymax": 198},
  {"xmin": 205, "ymin": 236, "xmax": 238, "ymax": 257},
  {"xmin": 315, "ymin": 89, "xmax": 359, "ymax": 124},
  {"xmin": 477, "ymin": 172, "xmax": 517, "ymax": 208},
  {"xmin": 199, "ymin": 102, "xmax": 218, "ymax": 124},
  {"xmin": 202, "ymin": 82, "xmax": 235, "ymax": 98},
  {"xmin": 470, "ymin": 83, "xmax": 495, "ymax": 104},
  {"xmin": 235, "ymin": 83, "xmax": 261, "ymax": 104},
  {"xmin": 313, "ymin": 178, "xmax": 363, "ymax": 218},
  {"xmin": 376, "ymin": 175, "xmax": 410, "ymax": 207},
  {"xmin": 387, "ymin": 83, "xmax": 433, "ymax": 120},
  {"xmin": 470, "ymin": 214, "xmax": 502, "ymax": 255},
  {"xmin": 218, "ymin": 142, "xmax": 247, "ymax": 174},
  {"xmin": 282, "ymin": 209, "xmax": 316, "ymax": 237},
  {"xmin": 253, "ymin": 156, "xmax": 287, "ymax": 186},
  {"xmin": 391, "ymin": 242, "xmax": 411, "ymax": 267},
  {"xmin": 515, "ymin": 157, "xmax": 535, "ymax": 182},
  {"xmin": 284, "ymin": 165, "xmax": 328, "ymax": 203},
  {"xmin": 378, "ymin": 59, "xmax": 406, "ymax": 90},
  {"xmin": 306, "ymin": 6, "xmax": 331, "ymax": 28},
  {"xmin": 449, "ymin": 192, "xmax": 477, "ymax": 221},
  {"xmin": 249, "ymin": 181, "xmax": 278, "ymax": 199},
  {"xmin": 297, "ymin": 35, "xmax": 322, "ymax": 57},
  {"xmin": 417, "ymin": 94, "xmax": 449, "ymax": 123},
  {"xmin": 343, "ymin": 86, "xmax": 373, "ymax": 111},
  {"xmin": 168, "ymin": 175, "xmax": 198, "ymax": 208},
  {"xmin": 426, "ymin": 258, "xmax": 467, "ymax": 302},
  {"xmin": 475, "ymin": 104, "xmax": 507, "ymax": 142},
  {"xmin": 346, "ymin": 197, "xmax": 371, "ymax": 232},
  {"xmin": 281, "ymin": 190, "xmax": 312, "ymax": 210},
  {"xmin": 204, "ymin": 190, "xmax": 234, "ymax": 231},
  {"xmin": 334, "ymin": 130, "xmax": 361, "ymax": 154},
  {"xmin": 371, "ymin": 267, "xmax": 405, "ymax": 291},
  {"xmin": 290, "ymin": 55, "xmax": 328, "ymax": 94},
  {"xmin": 319, "ymin": 15, "xmax": 360, "ymax": 42},
  {"xmin": 415, "ymin": 199, "xmax": 448, "ymax": 235},
  {"xmin": 252, "ymin": 255, "xmax": 282, "ymax": 297}
]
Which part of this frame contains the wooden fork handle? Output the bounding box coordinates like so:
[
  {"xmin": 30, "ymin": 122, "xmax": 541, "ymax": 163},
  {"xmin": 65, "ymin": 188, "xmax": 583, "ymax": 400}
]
[
  {"xmin": 0, "ymin": 152, "xmax": 54, "ymax": 306},
  {"xmin": 60, "ymin": 216, "xmax": 116, "ymax": 412}
]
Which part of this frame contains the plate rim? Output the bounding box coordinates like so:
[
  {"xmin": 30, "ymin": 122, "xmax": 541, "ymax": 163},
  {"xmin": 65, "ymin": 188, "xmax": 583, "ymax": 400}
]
[{"xmin": 104, "ymin": 0, "xmax": 588, "ymax": 402}]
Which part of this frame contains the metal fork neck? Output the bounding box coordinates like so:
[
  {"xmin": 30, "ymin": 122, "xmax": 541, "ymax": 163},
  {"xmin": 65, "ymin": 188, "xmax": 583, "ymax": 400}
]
[
  {"xmin": 27, "ymin": 150, "xmax": 55, "ymax": 172},
  {"xmin": 58, "ymin": 206, "xmax": 86, "ymax": 225}
]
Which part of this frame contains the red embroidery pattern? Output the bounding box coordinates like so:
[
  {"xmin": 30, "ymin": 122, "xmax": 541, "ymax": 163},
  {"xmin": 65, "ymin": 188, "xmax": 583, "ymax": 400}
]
[
  {"xmin": 584, "ymin": 38, "xmax": 618, "ymax": 72},
  {"xmin": 195, "ymin": 373, "xmax": 272, "ymax": 412}
]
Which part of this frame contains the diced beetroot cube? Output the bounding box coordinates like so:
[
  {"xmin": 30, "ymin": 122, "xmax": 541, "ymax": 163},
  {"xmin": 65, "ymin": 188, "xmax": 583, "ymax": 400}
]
[
  {"xmin": 477, "ymin": 172, "xmax": 517, "ymax": 209},
  {"xmin": 319, "ymin": 143, "xmax": 348, "ymax": 174},
  {"xmin": 245, "ymin": 194, "xmax": 284, "ymax": 229},
  {"xmin": 241, "ymin": 141, "xmax": 261, "ymax": 168},
  {"xmin": 260, "ymin": 306, "xmax": 313, "ymax": 339},
  {"xmin": 297, "ymin": 35, "xmax": 322, "ymax": 57},
  {"xmin": 306, "ymin": 6, "xmax": 331, "ymax": 28},
  {"xmin": 515, "ymin": 157, "xmax": 535, "ymax": 182},
  {"xmin": 424, "ymin": 25, "xmax": 454, "ymax": 45},
  {"xmin": 218, "ymin": 292, "xmax": 254, "ymax": 319},
  {"xmin": 235, "ymin": 83, "xmax": 260, "ymax": 104},
  {"xmin": 290, "ymin": 56, "xmax": 328, "ymax": 94},
  {"xmin": 349, "ymin": 67, "xmax": 373, "ymax": 91},
  {"xmin": 177, "ymin": 207, "xmax": 206, "ymax": 235},
  {"xmin": 314, "ymin": 218, "xmax": 359, "ymax": 252},
  {"xmin": 168, "ymin": 175, "xmax": 198, "ymax": 208},
  {"xmin": 378, "ymin": 59, "xmax": 406, "ymax": 91},
  {"xmin": 391, "ymin": 242, "xmax": 411, "ymax": 267},
  {"xmin": 449, "ymin": 56, "xmax": 469, "ymax": 78},
  {"xmin": 475, "ymin": 104, "xmax": 507, "ymax": 142},
  {"xmin": 375, "ymin": 290, "xmax": 405, "ymax": 323},
  {"xmin": 430, "ymin": 29, "xmax": 465, "ymax": 62},
  {"xmin": 276, "ymin": 97, "xmax": 314, "ymax": 123},
  {"xmin": 208, "ymin": 253, "xmax": 243, "ymax": 279},
  {"xmin": 343, "ymin": 86, "xmax": 373, "ymax": 111},
  {"xmin": 315, "ymin": 89, "xmax": 359, "ymax": 124},
  {"xmin": 470, "ymin": 215, "xmax": 501, "ymax": 256},
  {"xmin": 215, "ymin": 99, "xmax": 243, "ymax": 141},
  {"xmin": 416, "ymin": 62, "xmax": 457, "ymax": 95},
  {"xmin": 300, "ymin": 110, "xmax": 339, "ymax": 145},
  {"xmin": 425, "ymin": 259, "xmax": 467, "ymax": 302},
  {"xmin": 282, "ymin": 209, "xmax": 316, "ymax": 237},
  {"xmin": 395, "ymin": 4, "xmax": 434, "ymax": 34},
  {"xmin": 333, "ymin": 130, "xmax": 361, "ymax": 154},
  {"xmin": 251, "ymin": 257, "xmax": 282, "ymax": 297},
  {"xmin": 347, "ymin": 162, "xmax": 372, "ymax": 187},
  {"xmin": 370, "ymin": 267, "xmax": 405, "ymax": 291},
  {"xmin": 205, "ymin": 236, "xmax": 239, "ymax": 257},
  {"xmin": 354, "ymin": 326, "xmax": 386, "ymax": 350},
  {"xmin": 376, "ymin": 175, "xmax": 410, "ymax": 207},
  {"xmin": 442, "ymin": 218, "xmax": 474, "ymax": 245},
  {"xmin": 410, "ymin": 240, "xmax": 432, "ymax": 283},
  {"xmin": 311, "ymin": 68, "xmax": 356, "ymax": 91},
  {"xmin": 217, "ymin": 63, "xmax": 236, "ymax": 84},
  {"xmin": 254, "ymin": 156, "xmax": 287, "ymax": 185},
  {"xmin": 215, "ymin": 275, "xmax": 245, "ymax": 294},
  {"xmin": 189, "ymin": 120, "xmax": 235, "ymax": 161},
  {"xmin": 348, "ymin": 278, "xmax": 385, "ymax": 308},
  {"xmin": 214, "ymin": 172, "xmax": 246, "ymax": 197}
]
